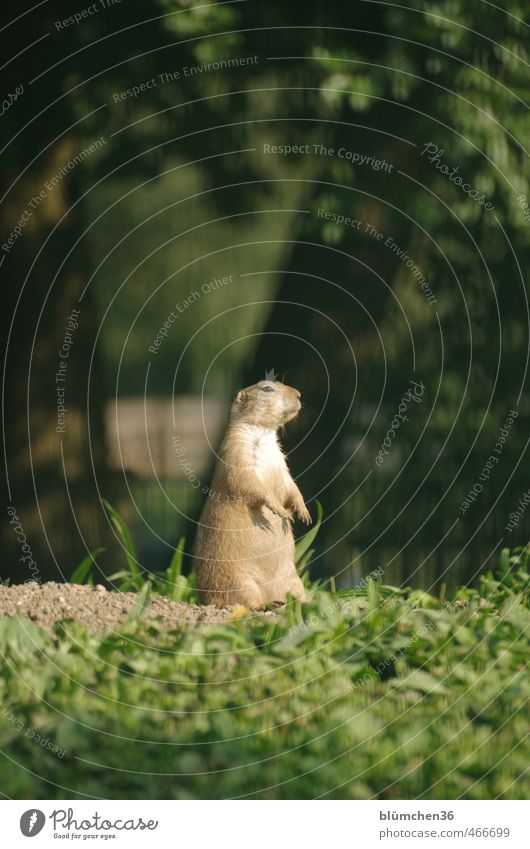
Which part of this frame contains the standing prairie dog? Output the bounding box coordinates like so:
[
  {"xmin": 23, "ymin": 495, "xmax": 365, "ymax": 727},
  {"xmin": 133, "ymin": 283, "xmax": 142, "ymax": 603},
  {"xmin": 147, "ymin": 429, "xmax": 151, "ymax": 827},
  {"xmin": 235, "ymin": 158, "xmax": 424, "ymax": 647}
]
[{"xmin": 194, "ymin": 379, "xmax": 311, "ymax": 609}]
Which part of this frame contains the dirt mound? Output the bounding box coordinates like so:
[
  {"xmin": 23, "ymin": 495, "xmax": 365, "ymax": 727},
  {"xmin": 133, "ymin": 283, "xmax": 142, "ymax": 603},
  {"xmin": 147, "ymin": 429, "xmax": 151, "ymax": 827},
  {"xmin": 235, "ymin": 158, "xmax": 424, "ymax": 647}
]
[{"xmin": 0, "ymin": 582, "xmax": 273, "ymax": 633}]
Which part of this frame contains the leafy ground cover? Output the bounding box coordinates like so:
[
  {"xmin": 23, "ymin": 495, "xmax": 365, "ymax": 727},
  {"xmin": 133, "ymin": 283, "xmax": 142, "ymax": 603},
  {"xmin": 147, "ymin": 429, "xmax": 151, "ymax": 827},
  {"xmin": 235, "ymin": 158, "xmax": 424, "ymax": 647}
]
[{"xmin": 0, "ymin": 547, "xmax": 528, "ymax": 799}]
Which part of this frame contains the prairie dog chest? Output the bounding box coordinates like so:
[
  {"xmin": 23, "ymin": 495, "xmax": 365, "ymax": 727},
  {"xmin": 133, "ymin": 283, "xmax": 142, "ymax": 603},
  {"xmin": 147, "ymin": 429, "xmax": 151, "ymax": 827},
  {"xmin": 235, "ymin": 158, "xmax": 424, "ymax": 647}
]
[{"xmin": 251, "ymin": 429, "xmax": 288, "ymax": 484}]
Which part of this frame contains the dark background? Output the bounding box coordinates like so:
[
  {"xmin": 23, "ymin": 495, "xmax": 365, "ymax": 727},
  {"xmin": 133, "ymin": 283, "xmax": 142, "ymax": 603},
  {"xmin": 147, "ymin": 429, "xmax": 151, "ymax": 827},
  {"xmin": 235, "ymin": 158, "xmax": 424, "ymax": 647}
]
[{"xmin": 2, "ymin": 0, "xmax": 529, "ymax": 591}]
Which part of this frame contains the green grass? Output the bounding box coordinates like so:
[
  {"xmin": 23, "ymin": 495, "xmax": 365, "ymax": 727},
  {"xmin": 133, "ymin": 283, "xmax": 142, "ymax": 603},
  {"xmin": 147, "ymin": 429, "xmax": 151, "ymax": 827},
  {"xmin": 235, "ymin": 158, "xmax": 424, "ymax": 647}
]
[
  {"xmin": 73, "ymin": 500, "xmax": 323, "ymax": 602},
  {"xmin": 0, "ymin": 547, "xmax": 528, "ymax": 799},
  {"xmin": 77, "ymin": 502, "xmax": 197, "ymax": 602}
]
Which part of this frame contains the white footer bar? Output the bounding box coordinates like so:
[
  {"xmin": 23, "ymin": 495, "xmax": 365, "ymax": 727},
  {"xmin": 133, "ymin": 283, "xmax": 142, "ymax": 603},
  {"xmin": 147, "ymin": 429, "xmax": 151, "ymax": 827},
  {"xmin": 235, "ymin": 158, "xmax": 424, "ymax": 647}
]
[{"xmin": 3, "ymin": 799, "xmax": 528, "ymax": 848}]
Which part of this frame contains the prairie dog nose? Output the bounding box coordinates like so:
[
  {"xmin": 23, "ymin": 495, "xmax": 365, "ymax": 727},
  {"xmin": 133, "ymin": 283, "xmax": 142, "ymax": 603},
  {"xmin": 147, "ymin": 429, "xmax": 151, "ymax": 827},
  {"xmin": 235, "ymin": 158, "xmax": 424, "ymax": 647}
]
[{"xmin": 294, "ymin": 389, "xmax": 301, "ymax": 399}]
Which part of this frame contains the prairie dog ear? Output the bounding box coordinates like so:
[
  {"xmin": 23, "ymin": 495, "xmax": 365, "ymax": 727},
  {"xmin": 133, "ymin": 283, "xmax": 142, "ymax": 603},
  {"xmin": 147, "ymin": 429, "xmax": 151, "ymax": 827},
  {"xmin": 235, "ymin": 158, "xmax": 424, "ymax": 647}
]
[{"xmin": 235, "ymin": 390, "xmax": 247, "ymax": 404}]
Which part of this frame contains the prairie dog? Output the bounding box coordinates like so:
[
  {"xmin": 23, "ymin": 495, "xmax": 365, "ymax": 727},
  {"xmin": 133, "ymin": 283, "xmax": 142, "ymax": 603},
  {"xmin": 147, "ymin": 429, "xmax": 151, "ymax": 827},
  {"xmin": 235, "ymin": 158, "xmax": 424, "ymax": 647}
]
[{"xmin": 194, "ymin": 379, "xmax": 311, "ymax": 608}]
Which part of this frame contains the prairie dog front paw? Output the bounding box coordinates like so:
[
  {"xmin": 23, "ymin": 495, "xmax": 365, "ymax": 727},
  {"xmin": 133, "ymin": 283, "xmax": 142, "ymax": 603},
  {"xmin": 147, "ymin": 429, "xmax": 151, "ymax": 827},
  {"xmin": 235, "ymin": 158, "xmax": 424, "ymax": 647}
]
[
  {"xmin": 265, "ymin": 499, "xmax": 293, "ymax": 521},
  {"xmin": 297, "ymin": 504, "xmax": 312, "ymax": 525}
]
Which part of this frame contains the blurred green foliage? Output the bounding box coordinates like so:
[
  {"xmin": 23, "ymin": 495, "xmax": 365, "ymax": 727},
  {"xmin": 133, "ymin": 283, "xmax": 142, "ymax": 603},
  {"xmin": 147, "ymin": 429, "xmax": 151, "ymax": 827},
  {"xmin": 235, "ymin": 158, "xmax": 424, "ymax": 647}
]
[
  {"xmin": 0, "ymin": 548, "xmax": 528, "ymax": 799},
  {"xmin": 2, "ymin": 0, "xmax": 529, "ymax": 585}
]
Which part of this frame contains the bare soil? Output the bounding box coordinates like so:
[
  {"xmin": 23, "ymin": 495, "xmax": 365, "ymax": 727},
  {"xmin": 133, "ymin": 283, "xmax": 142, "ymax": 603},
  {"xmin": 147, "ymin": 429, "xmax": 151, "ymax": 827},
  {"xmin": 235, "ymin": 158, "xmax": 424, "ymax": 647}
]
[{"xmin": 0, "ymin": 582, "xmax": 275, "ymax": 633}]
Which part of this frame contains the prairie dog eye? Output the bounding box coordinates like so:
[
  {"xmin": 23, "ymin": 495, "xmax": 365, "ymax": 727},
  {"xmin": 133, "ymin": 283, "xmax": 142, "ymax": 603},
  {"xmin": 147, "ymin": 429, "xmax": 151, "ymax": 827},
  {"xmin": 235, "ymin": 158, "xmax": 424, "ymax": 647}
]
[{"xmin": 260, "ymin": 385, "xmax": 274, "ymax": 392}]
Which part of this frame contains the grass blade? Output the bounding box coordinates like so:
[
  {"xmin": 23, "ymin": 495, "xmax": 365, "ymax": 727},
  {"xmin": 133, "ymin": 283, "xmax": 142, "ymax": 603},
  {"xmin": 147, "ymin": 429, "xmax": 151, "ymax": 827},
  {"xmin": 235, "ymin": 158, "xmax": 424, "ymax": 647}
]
[
  {"xmin": 127, "ymin": 580, "xmax": 152, "ymax": 622},
  {"xmin": 298, "ymin": 548, "xmax": 315, "ymax": 576},
  {"xmin": 295, "ymin": 500, "xmax": 323, "ymax": 568},
  {"xmin": 70, "ymin": 548, "xmax": 105, "ymax": 584},
  {"xmin": 499, "ymin": 547, "xmax": 510, "ymax": 579},
  {"xmin": 102, "ymin": 499, "xmax": 142, "ymax": 588},
  {"xmin": 166, "ymin": 537, "xmax": 186, "ymax": 601}
]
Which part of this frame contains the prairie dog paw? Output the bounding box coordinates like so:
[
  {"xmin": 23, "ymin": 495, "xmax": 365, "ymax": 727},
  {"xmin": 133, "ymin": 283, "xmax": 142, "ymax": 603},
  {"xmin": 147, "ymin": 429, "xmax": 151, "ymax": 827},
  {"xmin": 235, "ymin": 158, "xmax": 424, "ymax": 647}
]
[
  {"xmin": 297, "ymin": 505, "xmax": 312, "ymax": 525},
  {"xmin": 267, "ymin": 501, "xmax": 293, "ymax": 521}
]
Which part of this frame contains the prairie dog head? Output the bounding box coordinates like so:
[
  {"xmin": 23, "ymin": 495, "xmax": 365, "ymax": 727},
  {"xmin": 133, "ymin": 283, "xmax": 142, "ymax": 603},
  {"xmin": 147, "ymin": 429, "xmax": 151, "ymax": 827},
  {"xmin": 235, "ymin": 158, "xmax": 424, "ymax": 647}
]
[{"xmin": 231, "ymin": 380, "xmax": 301, "ymax": 429}]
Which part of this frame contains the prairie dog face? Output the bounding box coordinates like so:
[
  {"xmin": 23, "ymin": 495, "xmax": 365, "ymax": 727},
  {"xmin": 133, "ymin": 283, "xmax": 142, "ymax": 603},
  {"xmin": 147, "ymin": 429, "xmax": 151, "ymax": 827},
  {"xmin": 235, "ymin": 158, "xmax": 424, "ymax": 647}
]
[{"xmin": 231, "ymin": 380, "xmax": 301, "ymax": 429}]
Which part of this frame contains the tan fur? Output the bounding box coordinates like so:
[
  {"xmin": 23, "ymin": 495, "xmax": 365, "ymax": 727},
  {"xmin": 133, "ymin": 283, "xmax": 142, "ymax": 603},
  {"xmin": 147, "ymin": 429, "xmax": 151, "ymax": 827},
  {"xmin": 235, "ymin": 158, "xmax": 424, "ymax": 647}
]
[{"xmin": 194, "ymin": 380, "xmax": 311, "ymax": 608}]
